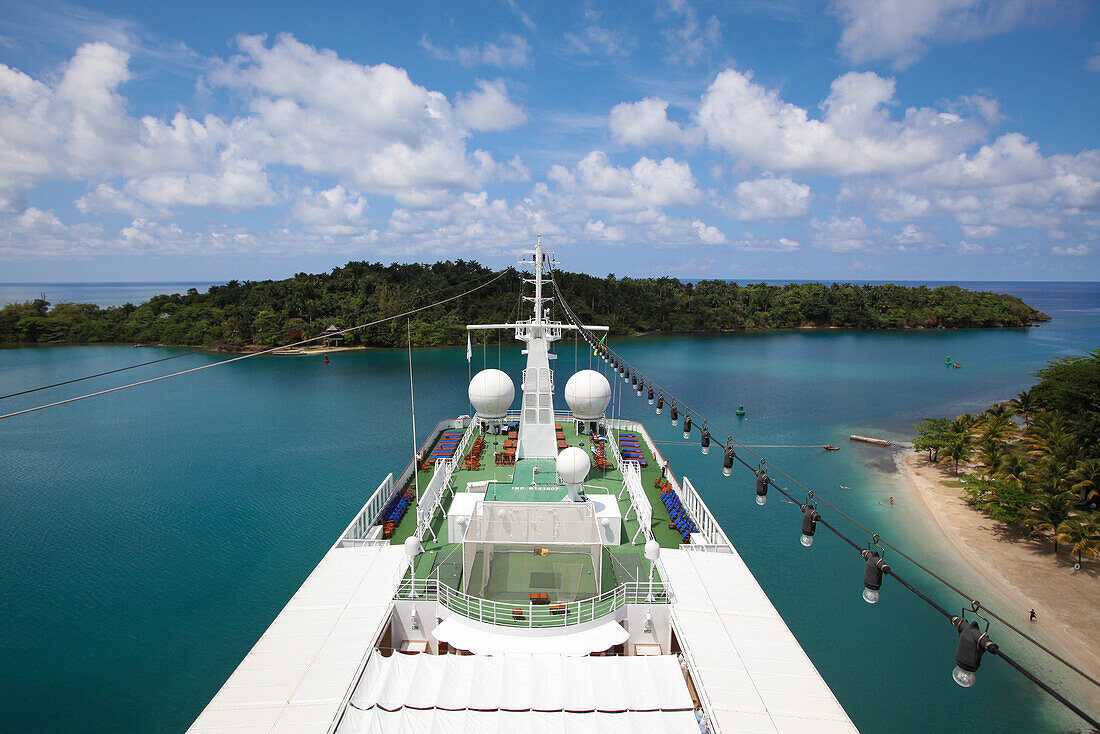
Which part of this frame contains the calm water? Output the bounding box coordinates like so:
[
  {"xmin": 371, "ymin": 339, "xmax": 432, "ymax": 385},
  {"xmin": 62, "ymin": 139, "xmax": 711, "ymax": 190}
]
[
  {"xmin": 0, "ymin": 282, "xmax": 223, "ymax": 308},
  {"xmin": 0, "ymin": 282, "xmax": 1097, "ymax": 733}
]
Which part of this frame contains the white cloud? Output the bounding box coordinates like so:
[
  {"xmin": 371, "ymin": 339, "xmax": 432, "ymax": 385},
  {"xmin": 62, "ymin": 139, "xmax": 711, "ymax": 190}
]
[
  {"xmin": 809, "ymin": 216, "xmax": 883, "ymax": 251},
  {"xmin": 831, "ymin": 0, "xmax": 1061, "ymax": 69},
  {"xmin": 730, "ymin": 234, "xmax": 801, "ymax": 252},
  {"xmin": 585, "ymin": 219, "xmax": 627, "ymax": 242},
  {"xmin": 455, "ymin": 79, "xmax": 527, "ymax": 131},
  {"xmin": 1051, "ymin": 243, "xmax": 1091, "ymax": 256},
  {"xmin": 565, "ymin": 7, "xmax": 628, "ymax": 56},
  {"xmin": 609, "ymin": 98, "xmax": 699, "ymax": 147},
  {"xmin": 961, "ymin": 224, "xmax": 998, "ymax": 238},
  {"xmin": 209, "ymin": 34, "xmax": 508, "ymax": 193},
  {"xmin": 729, "ymin": 176, "xmax": 811, "ymax": 220},
  {"xmin": 660, "ymin": 0, "xmax": 721, "ymax": 67},
  {"xmin": 547, "ymin": 151, "xmax": 701, "ymax": 217},
  {"xmin": 695, "ymin": 69, "xmax": 984, "ymax": 175},
  {"xmin": 958, "ymin": 240, "xmax": 985, "ymax": 254},
  {"xmin": 293, "ymin": 185, "xmax": 370, "ymax": 235},
  {"xmin": 1088, "ymin": 42, "xmax": 1100, "ymax": 72},
  {"xmin": 419, "ymin": 33, "xmax": 530, "ymax": 68},
  {"xmin": 691, "ymin": 219, "xmax": 726, "ymax": 244}
]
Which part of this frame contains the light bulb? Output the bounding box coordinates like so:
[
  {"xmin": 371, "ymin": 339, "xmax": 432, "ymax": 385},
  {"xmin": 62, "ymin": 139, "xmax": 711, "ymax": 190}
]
[
  {"xmin": 723, "ymin": 466, "xmax": 732, "ymax": 477},
  {"xmin": 862, "ymin": 587, "xmax": 880, "ymax": 604},
  {"xmin": 701, "ymin": 446, "xmax": 709, "ymax": 455},
  {"xmin": 756, "ymin": 494, "xmax": 767, "ymax": 506},
  {"xmin": 800, "ymin": 533, "xmax": 814, "ymax": 547},
  {"xmin": 671, "ymin": 417, "xmax": 678, "ymax": 426},
  {"xmin": 683, "ymin": 430, "xmax": 691, "ymax": 440},
  {"xmin": 648, "ymin": 397, "xmax": 654, "ymax": 405},
  {"xmin": 952, "ymin": 666, "xmax": 976, "ymax": 688}
]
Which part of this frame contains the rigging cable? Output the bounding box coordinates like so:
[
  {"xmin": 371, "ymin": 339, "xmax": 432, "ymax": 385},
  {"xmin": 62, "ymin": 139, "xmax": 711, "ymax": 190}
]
[
  {"xmin": 0, "ymin": 266, "xmax": 515, "ymax": 402},
  {"xmin": 0, "ymin": 268, "xmax": 512, "ymax": 422},
  {"xmin": 546, "ymin": 268, "xmax": 1100, "ymax": 729}
]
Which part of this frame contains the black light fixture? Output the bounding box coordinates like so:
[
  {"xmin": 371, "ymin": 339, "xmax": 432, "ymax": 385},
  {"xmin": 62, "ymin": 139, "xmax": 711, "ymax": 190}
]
[
  {"xmin": 656, "ymin": 393, "xmax": 664, "ymax": 415},
  {"xmin": 951, "ymin": 608, "xmax": 995, "ymax": 688},
  {"xmin": 800, "ymin": 498, "xmax": 819, "ymax": 547},
  {"xmin": 682, "ymin": 414, "xmax": 692, "ymax": 440},
  {"xmin": 861, "ymin": 544, "xmax": 890, "ymax": 604},
  {"xmin": 700, "ymin": 425, "xmax": 711, "ymax": 455},
  {"xmin": 670, "ymin": 403, "xmax": 678, "ymax": 427},
  {"xmin": 723, "ymin": 445, "xmax": 736, "ymax": 476},
  {"xmin": 636, "ymin": 377, "xmax": 643, "ymax": 397},
  {"xmin": 755, "ymin": 466, "xmax": 768, "ymax": 505},
  {"xmin": 647, "ymin": 386, "xmax": 654, "ymax": 405}
]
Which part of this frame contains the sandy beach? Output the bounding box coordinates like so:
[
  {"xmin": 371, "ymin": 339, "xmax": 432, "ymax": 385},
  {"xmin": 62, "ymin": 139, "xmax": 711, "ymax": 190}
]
[{"xmin": 898, "ymin": 452, "xmax": 1100, "ymax": 692}]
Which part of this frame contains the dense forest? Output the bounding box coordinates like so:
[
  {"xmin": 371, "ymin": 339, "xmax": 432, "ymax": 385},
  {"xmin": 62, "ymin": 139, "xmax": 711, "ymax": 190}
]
[
  {"xmin": 0, "ymin": 260, "xmax": 1049, "ymax": 348},
  {"xmin": 914, "ymin": 349, "xmax": 1100, "ymax": 562}
]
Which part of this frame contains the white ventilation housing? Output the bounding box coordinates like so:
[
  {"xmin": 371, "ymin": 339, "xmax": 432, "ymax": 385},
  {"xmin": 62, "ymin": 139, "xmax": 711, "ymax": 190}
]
[
  {"xmin": 468, "ymin": 369, "xmax": 515, "ymax": 419},
  {"xmin": 556, "ymin": 446, "xmax": 591, "ymax": 486},
  {"xmin": 564, "ymin": 370, "xmax": 611, "ymax": 420}
]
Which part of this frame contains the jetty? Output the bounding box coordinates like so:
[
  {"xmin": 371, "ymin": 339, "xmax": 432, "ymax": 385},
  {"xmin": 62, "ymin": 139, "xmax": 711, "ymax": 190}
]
[{"xmin": 850, "ymin": 435, "xmax": 892, "ymax": 447}]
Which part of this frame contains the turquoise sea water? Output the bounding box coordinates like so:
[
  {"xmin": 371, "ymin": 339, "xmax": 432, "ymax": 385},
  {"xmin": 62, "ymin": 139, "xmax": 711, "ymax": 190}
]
[{"xmin": 0, "ymin": 281, "xmax": 1097, "ymax": 733}]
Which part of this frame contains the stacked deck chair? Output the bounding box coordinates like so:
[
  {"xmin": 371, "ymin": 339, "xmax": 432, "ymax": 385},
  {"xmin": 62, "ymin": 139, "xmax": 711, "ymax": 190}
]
[
  {"xmin": 618, "ymin": 433, "xmax": 648, "ymax": 467},
  {"xmin": 658, "ymin": 479, "xmax": 697, "ymax": 542},
  {"xmin": 382, "ymin": 482, "xmax": 417, "ymax": 538}
]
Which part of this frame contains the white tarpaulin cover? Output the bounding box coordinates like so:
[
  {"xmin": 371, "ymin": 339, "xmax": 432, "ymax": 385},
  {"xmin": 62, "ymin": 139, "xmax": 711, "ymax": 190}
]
[
  {"xmin": 347, "ymin": 652, "xmax": 693, "ymax": 714},
  {"xmin": 341, "ymin": 708, "xmax": 701, "ymax": 734},
  {"xmin": 431, "ymin": 617, "xmax": 628, "ymax": 656}
]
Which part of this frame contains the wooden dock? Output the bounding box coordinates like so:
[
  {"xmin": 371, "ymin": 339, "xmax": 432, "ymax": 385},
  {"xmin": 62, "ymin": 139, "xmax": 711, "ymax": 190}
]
[{"xmin": 849, "ymin": 435, "xmax": 892, "ymax": 447}]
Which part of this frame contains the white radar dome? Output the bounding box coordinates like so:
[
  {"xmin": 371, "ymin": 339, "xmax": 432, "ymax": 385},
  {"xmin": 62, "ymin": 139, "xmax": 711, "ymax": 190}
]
[
  {"xmin": 564, "ymin": 370, "xmax": 611, "ymax": 420},
  {"xmin": 557, "ymin": 446, "xmax": 591, "ymax": 485},
  {"xmin": 468, "ymin": 369, "xmax": 514, "ymax": 419}
]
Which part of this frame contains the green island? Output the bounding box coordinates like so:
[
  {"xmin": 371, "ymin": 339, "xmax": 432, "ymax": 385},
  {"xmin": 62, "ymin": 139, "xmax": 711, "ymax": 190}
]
[
  {"xmin": 0, "ymin": 260, "xmax": 1049, "ymax": 348},
  {"xmin": 913, "ymin": 348, "xmax": 1100, "ymax": 563}
]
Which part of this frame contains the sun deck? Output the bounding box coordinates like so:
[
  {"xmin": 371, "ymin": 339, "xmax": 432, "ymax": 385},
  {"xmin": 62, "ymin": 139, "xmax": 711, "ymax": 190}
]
[{"xmin": 390, "ymin": 419, "xmax": 686, "ymax": 553}]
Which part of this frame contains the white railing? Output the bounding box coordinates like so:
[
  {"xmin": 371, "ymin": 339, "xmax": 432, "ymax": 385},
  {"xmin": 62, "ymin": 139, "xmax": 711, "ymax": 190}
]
[
  {"xmin": 395, "ymin": 577, "xmax": 669, "ymax": 628},
  {"xmin": 337, "ymin": 473, "xmax": 393, "ymax": 546},
  {"xmin": 334, "ymin": 419, "xmax": 456, "ymax": 548},
  {"xmin": 416, "ymin": 462, "xmax": 448, "ymax": 537},
  {"xmin": 679, "ymin": 477, "xmax": 732, "ymax": 549},
  {"xmin": 605, "ymin": 432, "xmax": 625, "ymax": 469},
  {"xmin": 671, "ymin": 610, "xmax": 724, "ymax": 734},
  {"xmin": 620, "ymin": 461, "xmax": 652, "ymax": 544}
]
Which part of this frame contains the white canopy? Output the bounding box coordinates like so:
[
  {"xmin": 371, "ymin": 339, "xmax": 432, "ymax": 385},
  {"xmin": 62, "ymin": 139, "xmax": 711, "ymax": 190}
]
[
  {"xmin": 342, "ymin": 708, "xmax": 701, "ymax": 734},
  {"xmin": 347, "ymin": 652, "xmax": 693, "ymax": 714},
  {"xmin": 431, "ymin": 617, "xmax": 629, "ymax": 657}
]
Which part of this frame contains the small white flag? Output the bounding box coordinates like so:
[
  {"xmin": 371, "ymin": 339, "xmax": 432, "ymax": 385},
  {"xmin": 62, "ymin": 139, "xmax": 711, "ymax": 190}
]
[{"xmin": 466, "ymin": 333, "xmax": 472, "ymax": 363}]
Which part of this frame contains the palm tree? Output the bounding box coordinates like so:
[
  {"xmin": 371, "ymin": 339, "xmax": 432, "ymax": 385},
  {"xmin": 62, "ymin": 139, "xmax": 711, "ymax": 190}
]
[
  {"xmin": 975, "ymin": 435, "xmax": 1006, "ymax": 475},
  {"xmin": 979, "ymin": 412, "xmax": 1016, "ymax": 445},
  {"xmin": 996, "ymin": 454, "xmax": 1028, "ymax": 483},
  {"xmin": 1010, "ymin": 389, "xmax": 1035, "ymax": 426},
  {"xmin": 940, "ymin": 432, "xmax": 975, "ymax": 476},
  {"xmin": 1054, "ymin": 515, "xmax": 1100, "ymax": 565},
  {"xmin": 1023, "ymin": 489, "xmax": 1077, "ymax": 554}
]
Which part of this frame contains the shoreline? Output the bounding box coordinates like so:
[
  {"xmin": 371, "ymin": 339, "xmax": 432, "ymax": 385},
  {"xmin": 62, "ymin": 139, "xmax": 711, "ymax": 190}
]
[{"xmin": 897, "ymin": 452, "xmax": 1100, "ymax": 695}]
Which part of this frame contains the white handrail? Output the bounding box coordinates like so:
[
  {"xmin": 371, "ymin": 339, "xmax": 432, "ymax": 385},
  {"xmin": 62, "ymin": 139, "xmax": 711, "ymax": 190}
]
[{"xmin": 394, "ymin": 578, "xmax": 669, "ymax": 627}]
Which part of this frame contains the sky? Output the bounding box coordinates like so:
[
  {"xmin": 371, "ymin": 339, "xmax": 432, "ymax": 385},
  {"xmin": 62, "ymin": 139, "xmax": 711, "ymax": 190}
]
[{"xmin": 0, "ymin": 0, "xmax": 1098, "ymax": 283}]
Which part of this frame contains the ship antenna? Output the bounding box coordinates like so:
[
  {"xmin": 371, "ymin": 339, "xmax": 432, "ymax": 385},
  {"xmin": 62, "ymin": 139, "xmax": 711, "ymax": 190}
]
[{"xmin": 408, "ymin": 318, "xmax": 419, "ymax": 506}]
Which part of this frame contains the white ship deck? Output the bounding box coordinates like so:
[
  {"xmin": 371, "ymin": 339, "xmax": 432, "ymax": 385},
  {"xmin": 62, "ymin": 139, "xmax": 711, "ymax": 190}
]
[
  {"xmin": 661, "ymin": 549, "xmax": 858, "ymax": 733},
  {"xmin": 188, "ymin": 545, "xmax": 407, "ymax": 734}
]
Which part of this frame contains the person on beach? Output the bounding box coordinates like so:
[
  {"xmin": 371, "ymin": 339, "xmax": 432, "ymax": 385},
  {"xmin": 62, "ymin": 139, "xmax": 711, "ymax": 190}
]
[{"xmin": 1029, "ymin": 609, "xmax": 1036, "ymax": 622}]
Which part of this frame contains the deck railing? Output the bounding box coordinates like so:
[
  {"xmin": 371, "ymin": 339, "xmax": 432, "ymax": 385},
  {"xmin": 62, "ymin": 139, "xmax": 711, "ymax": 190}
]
[{"xmin": 394, "ymin": 578, "xmax": 669, "ymax": 628}]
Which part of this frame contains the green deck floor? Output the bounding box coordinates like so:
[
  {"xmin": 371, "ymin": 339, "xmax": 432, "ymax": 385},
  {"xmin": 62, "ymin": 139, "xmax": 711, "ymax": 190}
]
[{"xmin": 390, "ymin": 420, "xmax": 685, "ymax": 552}]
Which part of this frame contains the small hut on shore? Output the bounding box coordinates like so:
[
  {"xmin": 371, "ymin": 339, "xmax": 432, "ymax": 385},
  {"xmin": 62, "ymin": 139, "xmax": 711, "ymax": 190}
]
[{"xmin": 323, "ymin": 325, "xmax": 343, "ymax": 348}]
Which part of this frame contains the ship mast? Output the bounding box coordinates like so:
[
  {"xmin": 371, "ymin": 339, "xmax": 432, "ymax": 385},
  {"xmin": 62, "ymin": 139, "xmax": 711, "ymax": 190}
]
[{"xmin": 467, "ymin": 237, "xmax": 608, "ymax": 459}]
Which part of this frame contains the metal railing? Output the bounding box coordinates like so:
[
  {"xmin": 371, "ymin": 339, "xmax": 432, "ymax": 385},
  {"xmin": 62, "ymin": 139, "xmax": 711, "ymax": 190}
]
[
  {"xmin": 678, "ymin": 477, "xmax": 732, "ymax": 549},
  {"xmin": 395, "ymin": 578, "xmax": 669, "ymax": 628}
]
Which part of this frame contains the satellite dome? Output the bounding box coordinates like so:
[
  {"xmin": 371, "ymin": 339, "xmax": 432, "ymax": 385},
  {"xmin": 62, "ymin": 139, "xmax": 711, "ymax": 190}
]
[
  {"xmin": 556, "ymin": 446, "xmax": 591, "ymax": 485},
  {"xmin": 564, "ymin": 370, "xmax": 611, "ymax": 420},
  {"xmin": 468, "ymin": 369, "xmax": 514, "ymax": 419}
]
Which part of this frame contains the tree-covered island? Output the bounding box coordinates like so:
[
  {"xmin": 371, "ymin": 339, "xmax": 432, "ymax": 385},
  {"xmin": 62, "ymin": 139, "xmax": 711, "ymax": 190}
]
[{"xmin": 0, "ymin": 260, "xmax": 1049, "ymax": 348}]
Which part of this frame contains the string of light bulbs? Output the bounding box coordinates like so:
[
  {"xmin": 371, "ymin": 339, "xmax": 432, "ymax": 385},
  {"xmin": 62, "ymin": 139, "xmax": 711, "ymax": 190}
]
[{"xmin": 547, "ymin": 268, "xmax": 1100, "ymax": 730}]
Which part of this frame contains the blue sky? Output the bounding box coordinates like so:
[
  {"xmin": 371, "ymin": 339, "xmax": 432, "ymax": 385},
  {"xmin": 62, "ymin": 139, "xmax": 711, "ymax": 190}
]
[{"xmin": 0, "ymin": 0, "xmax": 1097, "ymax": 282}]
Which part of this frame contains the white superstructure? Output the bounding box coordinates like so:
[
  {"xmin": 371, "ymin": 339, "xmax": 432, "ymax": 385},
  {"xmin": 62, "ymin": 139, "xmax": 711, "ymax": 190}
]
[{"xmin": 189, "ymin": 239, "xmax": 858, "ymax": 734}]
